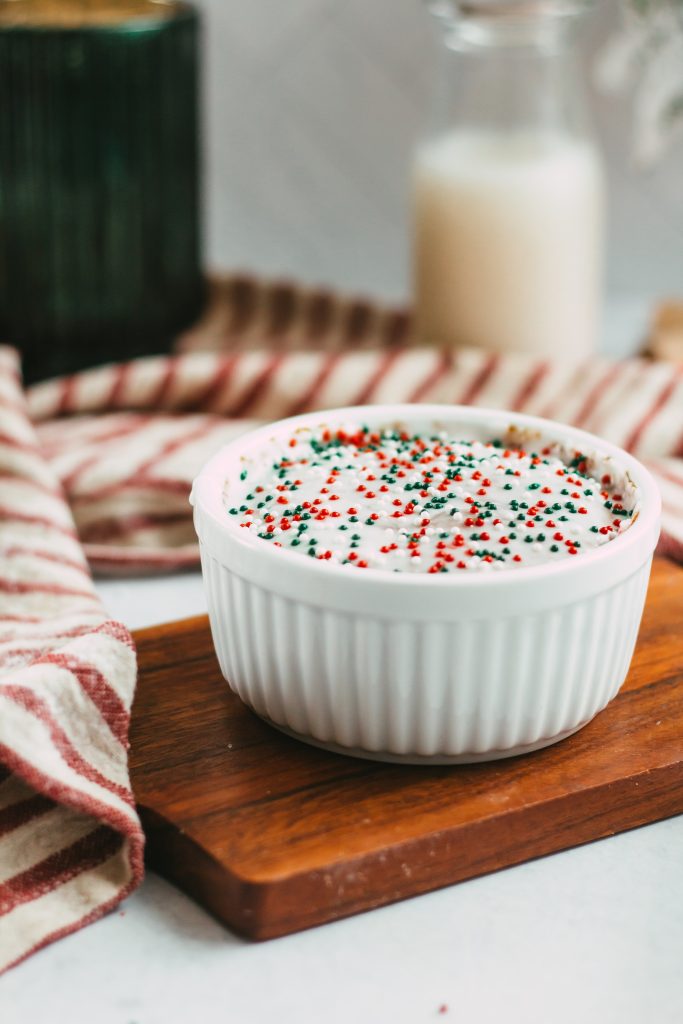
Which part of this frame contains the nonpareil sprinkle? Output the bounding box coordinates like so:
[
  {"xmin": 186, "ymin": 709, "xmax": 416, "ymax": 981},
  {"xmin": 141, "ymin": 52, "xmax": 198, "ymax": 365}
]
[{"xmin": 226, "ymin": 426, "xmax": 636, "ymax": 573}]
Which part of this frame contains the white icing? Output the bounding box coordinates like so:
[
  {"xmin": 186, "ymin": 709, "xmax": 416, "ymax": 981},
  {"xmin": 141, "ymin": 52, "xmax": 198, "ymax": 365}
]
[{"xmin": 226, "ymin": 424, "xmax": 637, "ymax": 573}]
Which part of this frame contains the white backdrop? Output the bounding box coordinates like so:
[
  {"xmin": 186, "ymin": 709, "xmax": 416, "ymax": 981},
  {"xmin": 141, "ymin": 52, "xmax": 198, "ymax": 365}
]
[{"xmin": 196, "ymin": 0, "xmax": 682, "ymax": 304}]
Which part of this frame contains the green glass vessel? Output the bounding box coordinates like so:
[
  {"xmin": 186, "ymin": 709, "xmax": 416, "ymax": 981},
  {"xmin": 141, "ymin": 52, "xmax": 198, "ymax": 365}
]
[{"xmin": 0, "ymin": 0, "xmax": 203, "ymax": 382}]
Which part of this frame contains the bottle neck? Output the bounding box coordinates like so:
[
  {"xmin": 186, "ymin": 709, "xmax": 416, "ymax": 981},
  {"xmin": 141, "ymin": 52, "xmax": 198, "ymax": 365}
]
[
  {"xmin": 427, "ymin": 1, "xmax": 591, "ymax": 52},
  {"xmin": 426, "ymin": 4, "xmax": 594, "ymax": 142}
]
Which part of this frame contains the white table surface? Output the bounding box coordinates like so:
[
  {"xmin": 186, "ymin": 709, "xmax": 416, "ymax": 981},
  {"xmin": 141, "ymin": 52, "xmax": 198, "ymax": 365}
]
[{"xmin": 4, "ymin": 297, "xmax": 683, "ymax": 1023}]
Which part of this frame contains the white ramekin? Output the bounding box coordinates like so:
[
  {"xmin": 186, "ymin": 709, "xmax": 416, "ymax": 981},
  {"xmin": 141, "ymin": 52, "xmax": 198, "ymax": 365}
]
[{"xmin": 191, "ymin": 404, "xmax": 661, "ymax": 764}]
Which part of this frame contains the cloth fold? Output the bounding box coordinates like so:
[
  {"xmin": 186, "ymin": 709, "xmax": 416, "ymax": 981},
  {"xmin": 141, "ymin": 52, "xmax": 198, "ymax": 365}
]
[
  {"xmin": 0, "ymin": 348, "xmax": 144, "ymax": 974},
  {"xmin": 25, "ymin": 343, "xmax": 683, "ymax": 572}
]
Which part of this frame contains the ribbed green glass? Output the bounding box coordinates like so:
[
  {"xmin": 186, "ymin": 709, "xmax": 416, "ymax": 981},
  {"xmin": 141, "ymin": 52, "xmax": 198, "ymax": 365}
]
[{"xmin": 0, "ymin": 0, "xmax": 202, "ymax": 382}]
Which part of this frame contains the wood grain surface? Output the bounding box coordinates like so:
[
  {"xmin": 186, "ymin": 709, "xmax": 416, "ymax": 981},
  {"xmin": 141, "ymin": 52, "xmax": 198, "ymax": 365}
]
[{"xmin": 130, "ymin": 557, "xmax": 683, "ymax": 940}]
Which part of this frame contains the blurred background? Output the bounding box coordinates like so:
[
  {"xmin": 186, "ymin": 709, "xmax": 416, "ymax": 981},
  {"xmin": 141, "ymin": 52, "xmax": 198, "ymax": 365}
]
[
  {"xmin": 199, "ymin": 0, "xmax": 681, "ymax": 342},
  {"xmin": 1, "ymin": 0, "xmax": 681, "ymax": 375}
]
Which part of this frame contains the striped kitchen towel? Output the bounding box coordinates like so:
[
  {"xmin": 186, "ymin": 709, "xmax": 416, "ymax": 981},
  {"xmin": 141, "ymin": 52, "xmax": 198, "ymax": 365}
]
[
  {"xmin": 25, "ymin": 339, "xmax": 683, "ymax": 571},
  {"xmin": 0, "ymin": 348, "xmax": 144, "ymax": 974}
]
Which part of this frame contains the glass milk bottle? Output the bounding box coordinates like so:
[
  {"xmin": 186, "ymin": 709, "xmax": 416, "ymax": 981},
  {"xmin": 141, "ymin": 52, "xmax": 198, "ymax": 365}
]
[{"xmin": 414, "ymin": 0, "xmax": 604, "ymax": 356}]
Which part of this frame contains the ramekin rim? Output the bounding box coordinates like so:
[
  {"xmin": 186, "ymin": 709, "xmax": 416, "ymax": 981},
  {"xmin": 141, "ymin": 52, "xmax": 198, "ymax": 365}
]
[{"xmin": 192, "ymin": 403, "xmax": 661, "ymax": 588}]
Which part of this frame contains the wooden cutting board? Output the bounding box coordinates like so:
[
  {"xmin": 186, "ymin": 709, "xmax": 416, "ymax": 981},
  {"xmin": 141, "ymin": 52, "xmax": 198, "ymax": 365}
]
[{"xmin": 129, "ymin": 557, "xmax": 683, "ymax": 940}]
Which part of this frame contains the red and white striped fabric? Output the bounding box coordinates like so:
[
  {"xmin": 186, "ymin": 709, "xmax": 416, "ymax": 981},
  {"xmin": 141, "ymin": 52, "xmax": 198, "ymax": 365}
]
[
  {"xmin": 0, "ymin": 348, "xmax": 144, "ymax": 974},
  {"xmin": 25, "ymin": 344, "xmax": 683, "ymax": 570}
]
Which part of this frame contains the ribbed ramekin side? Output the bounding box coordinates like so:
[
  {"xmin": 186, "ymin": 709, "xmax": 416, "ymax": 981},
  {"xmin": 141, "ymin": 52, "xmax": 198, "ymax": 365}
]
[
  {"xmin": 551, "ymin": 557, "xmax": 652, "ymax": 734},
  {"xmin": 200, "ymin": 545, "xmax": 233, "ymax": 684},
  {"xmin": 319, "ymin": 608, "xmax": 358, "ymax": 748},
  {"xmin": 227, "ymin": 585, "xmax": 249, "ymax": 700},
  {"xmin": 606, "ymin": 558, "xmax": 652, "ymax": 699},
  {"xmin": 200, "ymin": 551, "xmax": 653, "ymax": 760}
]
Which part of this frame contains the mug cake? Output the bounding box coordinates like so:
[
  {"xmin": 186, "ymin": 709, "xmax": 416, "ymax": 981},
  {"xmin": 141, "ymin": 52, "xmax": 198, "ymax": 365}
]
[{"xmin": 192, "ymin": 405, "xmax": 660, "ymax": 764}]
